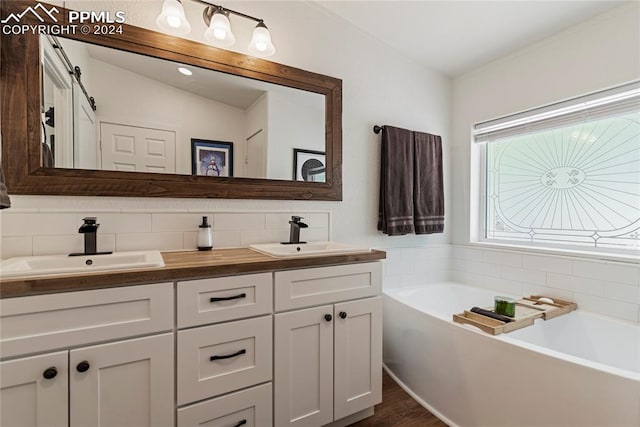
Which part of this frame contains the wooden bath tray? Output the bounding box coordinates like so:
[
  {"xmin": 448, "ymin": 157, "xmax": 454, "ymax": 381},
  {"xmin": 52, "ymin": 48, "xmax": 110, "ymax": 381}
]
[{"xmin": 452, "ymin": 295, "xmax": 577, "ymax": 335}]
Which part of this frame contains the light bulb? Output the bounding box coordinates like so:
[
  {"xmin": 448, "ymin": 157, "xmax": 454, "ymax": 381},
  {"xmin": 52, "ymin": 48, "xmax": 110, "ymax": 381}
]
[
  {"xmin": 204, "ymin": 8, "xmax": 235, "ymax": 47},
  {"xmin": 156, "ymin": 0, "xmax": 191, "ymax": 35},
  {"xmin": 248, "ymin": 21, "xmax": 275, "ymax": 57},
  {"xmin": 166, "ymin": 15, "xmax": 181, "ymax": 28},
  {"xmin": 178, "ymin": 67, "xmax": 192, "ymax": 76}
]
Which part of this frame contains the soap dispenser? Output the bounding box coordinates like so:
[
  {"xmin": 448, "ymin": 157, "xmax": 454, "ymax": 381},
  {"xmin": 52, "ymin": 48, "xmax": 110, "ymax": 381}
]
[{"xmin": 197, "ymin": 216, "xmax": 213, "ymax": 251}]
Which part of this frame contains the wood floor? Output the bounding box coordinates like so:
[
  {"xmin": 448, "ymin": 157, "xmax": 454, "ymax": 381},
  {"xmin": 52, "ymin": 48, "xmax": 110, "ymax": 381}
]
[{"xmin": 349, "ymin": 370, "xmax": 448, "ymax": 427}]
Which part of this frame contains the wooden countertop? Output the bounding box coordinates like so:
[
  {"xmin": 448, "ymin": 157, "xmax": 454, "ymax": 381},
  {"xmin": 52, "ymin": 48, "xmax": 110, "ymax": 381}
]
[{"xmin": 0, "ymin": 248, "xmax": 386, "ymax": 298}]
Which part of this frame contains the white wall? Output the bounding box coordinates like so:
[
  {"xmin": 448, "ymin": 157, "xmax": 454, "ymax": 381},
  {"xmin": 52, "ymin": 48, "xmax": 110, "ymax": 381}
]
[
  {"xmin": 3, "ymin": 0, "xmax": 450, "ymax": 256},
  {"xmin": 267, "ymin": 90, "xmax": 325, "ymax": 181},
  {"xmin": 451, "ymin": 2, "xmax": 640, "ymax": 247},
  {"xmin": 448, "ymin": 3, "xmax": 640, "ymax": 322}
]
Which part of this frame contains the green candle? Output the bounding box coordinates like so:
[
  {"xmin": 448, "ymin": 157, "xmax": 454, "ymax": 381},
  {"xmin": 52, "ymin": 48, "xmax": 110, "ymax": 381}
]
[{"xmin": 494, "ymin": 296, "xmax": 516, "ymax": 317}]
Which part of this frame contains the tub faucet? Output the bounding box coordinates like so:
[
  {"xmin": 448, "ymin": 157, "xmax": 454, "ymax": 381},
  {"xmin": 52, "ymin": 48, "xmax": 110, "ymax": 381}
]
[
  {"xmin": 69, "ymin": 217, "xmax": 112, "ymax": 256},
  {"xmin": 283, "ymin": 216, "xmax": 308, "ymax": 244}
]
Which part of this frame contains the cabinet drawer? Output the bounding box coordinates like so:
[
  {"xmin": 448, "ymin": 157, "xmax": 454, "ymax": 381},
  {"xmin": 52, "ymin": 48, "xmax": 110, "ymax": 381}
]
[
  {"xmin": 177, "ymin": 273, "xmax": 272, "ymax": 328},
  {"xmin": 177, "ymin": 383, "xmax": 272, "ymax": 427},
  {"xmin": 177, "ymin": 316, "xmax": 272, "ymax": 405},
  {"xmin": 0, "ymin": 283, "xmax": 173, "ymax": 359},
  {"xmin": 274, "ymin": 262, "xmax": 381, "ymax": 311}
]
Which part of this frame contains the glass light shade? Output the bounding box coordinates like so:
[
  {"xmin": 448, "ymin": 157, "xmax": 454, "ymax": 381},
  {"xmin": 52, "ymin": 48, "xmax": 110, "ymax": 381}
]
[
  {"xmin": 204, "ymin": 10, "xmax": 235, "ymax": 47},
  {"xmin": 248, "ymin": 22, "xmax": 276, "ymax": 57},
  {"xmin": 156, "ymin": 0, "xmax": 191, "ymax": 35}
]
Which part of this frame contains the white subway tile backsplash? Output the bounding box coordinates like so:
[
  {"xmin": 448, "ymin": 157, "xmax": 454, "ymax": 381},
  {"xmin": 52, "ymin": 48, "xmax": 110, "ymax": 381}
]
[
  {"xmin": 482, "ymin": 250, "xmax": 522, "ymax": 267},
  {"xmin": 452, "ymin": 270, "xmax": 482, "ymax": 287},
  {"xmin": 301, "ymin": 227, "xmax": 330, "ymax": 242},
  {"xmin": 546, "ymin": 273, "xmax": 604, "ymax": 295},
  {"xmin": 383, "ymin": 248, "xmax": 402, "ymax": 278},
  {"xmin": 481, "ymin": 276, "xmax": 523, "ymax": 297},
  {"xmin": 1, "ymin": 213, "xmax": 77, "ymax": 237},
  {"xmin": 604, "ymin": 282, "xmax": 640, "ymax": 304},
  {"xmin": 522, "ymin": 284, "xmax": 573, "ymax": 303},
  {"xmin": 1, "ymin": 210, "xmax": 333, "ymax": 259},
  {"xmin": 33, "ymin": 235, "xmax": 83, "ymax": 256},
  {"xmin": 214, "ymin": 213, "xmax": 265, "ymax": 231},
  {"xmin": 501, "ymin": 265, "xmax": 546, "ymax": 286},
  {"xmin": 451, "ymin": 245, "xmax": 639, "ymax": 324},
  {"xmin": 265, "ymin": 213, "xmax": 329, "ymax": 229},
  {"xmin": 522, "ymin": 254, "xmax": 572, "ymax": 275},
  {"xmin": 214, "ymin": 231, "xmax": 243, "ymax": 249},
  {"xmin": 77, "ymin": 213, "xmax": 152, "ymax": 234},
  {"xmin": 239, "ymin": 229, "xmax": 288, "ymax": 247},
  {"xmin": 116, "ymin": 232, "xmax": 184, "ymax": 252},
  {"xmin": 452, "ymin": 246, "xmax": 483, "ymax": 262},
  {"xmin": 1, "ymin": 236, "xmax": 33, "ymax": 259},
  {"xmin": 183, "ymin": 231, "xmax": 241, "ymax": 250},
  {"xmin": 400, "ymin": 248, "xmax": 419, "ymax": 274},
  {"xmin": 573, "ymin": 293, "xmax": 639, "ymax": 323},
  {"xmin": 153, "ymin": 213, "xmax": 210, "ymax": 233},
  {"xmin": 572, "ymin": 260, "xmax": 639, "ymax": 285},
  {"xmin": 470, "ymin": 260, "xmax": 502, "ymax": 278}
]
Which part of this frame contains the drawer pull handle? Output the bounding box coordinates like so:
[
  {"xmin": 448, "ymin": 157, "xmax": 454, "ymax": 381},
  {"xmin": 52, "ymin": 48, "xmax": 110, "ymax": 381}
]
[
  {"xmin": 76, "ymin": 361, "xmax": 90, "ymax": 373},
  {"xmin": 210, "ymin": 349, "xmax": 247, "ymax": 361},
  {"xmin": 43, "ymin": 367, "xmax": 58, "ymax": 380},
  {"xmin": 233, "ymin": 420, "xmax": 247, "ymax": 427},
  {"xmin": 210, "ymin": 293, "xmax": 247, "ymax": 302}
]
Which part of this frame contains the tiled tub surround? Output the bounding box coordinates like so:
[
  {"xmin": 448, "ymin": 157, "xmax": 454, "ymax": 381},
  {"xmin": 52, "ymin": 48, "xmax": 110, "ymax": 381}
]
[
  {"xmin": 380, "ymin": 245, "xmax": 639, "ymax": 323},
  {"xmin": 383, "ymin": 245, "xmax": 452, "ymax": 287},
  {"xmin": 451, "ymin": 245, "xmax": 640, "ymax": 324},
  {"xmin": 0, "ymin": 210, "xmax": 330, "ymax": 259}
]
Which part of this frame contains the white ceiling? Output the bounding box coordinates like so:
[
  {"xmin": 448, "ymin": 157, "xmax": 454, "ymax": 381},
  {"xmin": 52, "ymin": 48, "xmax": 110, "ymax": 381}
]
[{"xmin": 315, "ymin": 1, "xmax": 628, "ymax": 77}]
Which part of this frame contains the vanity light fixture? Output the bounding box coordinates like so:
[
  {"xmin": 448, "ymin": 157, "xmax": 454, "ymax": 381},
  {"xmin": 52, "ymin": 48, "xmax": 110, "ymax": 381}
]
[
  {"xmin": 177, "ymin": 67, "xmax": 193, "ymax": 76},
  {"xmin": 156, "ymin": 0, "xmax": 191, "ymax": 35},
  {"xmin": 156, "ymin": 0, "xmax": 276, "ymax": 57}
]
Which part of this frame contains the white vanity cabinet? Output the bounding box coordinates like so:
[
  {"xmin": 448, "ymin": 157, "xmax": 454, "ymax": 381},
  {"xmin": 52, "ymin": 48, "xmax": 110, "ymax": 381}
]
[
  {"xmin": 0, "ymin": 257, "xmax": 384, "ymax": 427},
  {"xmin": 273, "ymin": 263, "xmax": 383, "ymax": 427},
  {"xmin": 0, "ymin": 283, "xmax": 175, "ymax": 427}
]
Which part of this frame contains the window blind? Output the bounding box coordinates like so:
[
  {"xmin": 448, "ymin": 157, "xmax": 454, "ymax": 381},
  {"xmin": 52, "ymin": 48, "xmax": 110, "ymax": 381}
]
[{"xmin": 474, "ymin": 81, "xmax": 640, "ymax": 143}]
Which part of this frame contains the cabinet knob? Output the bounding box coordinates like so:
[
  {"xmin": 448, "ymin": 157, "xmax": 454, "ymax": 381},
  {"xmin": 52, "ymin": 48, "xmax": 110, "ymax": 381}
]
[
  {"xmin": 42, "ymin": 367, "xmax": 58, "ymax": 380},
  {"xmin": 233, "ymin": 420, "xmax": 247, "ymax": 427},
  {"xmin": 76, "ymin": 361, "xmax": 90, "ymax": 373},
  {"xmin": 324, "ymin": 314, "xmax": 332, "ymax": 322},
  {"xmin": 339, "ymin": 311, "xmax": 347, "ymax": 319}
]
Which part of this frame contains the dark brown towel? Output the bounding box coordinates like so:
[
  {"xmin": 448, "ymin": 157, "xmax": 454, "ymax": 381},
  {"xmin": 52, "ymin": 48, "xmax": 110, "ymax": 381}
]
[
  {"xmin": 378, "ymin": 126, "xmax": 415, "ymax": 235},
  {"xmin": 0, "ymin": 163, "xmax": 11, "ymax": 209},
  {"xmin": 414, "ymin": 132, "xmax": 444, "ymax": 234}
]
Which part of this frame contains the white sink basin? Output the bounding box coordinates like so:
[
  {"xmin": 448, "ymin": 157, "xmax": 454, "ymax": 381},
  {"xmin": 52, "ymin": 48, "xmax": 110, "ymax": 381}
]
[
  {"xmin": 249, "ymin": 241, "xmax": 371, "ymax": 258},
  {"xmin": 0, "ymin": 251, "xmax": 165, "ymax": 279}
]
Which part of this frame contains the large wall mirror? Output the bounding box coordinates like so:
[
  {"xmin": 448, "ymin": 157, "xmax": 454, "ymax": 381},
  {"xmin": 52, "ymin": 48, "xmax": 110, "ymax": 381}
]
[{"xmin": 1, "ymin": 1, "xmax": 342, "ymax": 200}]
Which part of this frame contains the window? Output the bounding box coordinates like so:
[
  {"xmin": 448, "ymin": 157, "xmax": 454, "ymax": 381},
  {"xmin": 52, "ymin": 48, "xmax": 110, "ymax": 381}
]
[{"xmin": 475, "ymin": 82, "xmax": 640, "ymax": 253}]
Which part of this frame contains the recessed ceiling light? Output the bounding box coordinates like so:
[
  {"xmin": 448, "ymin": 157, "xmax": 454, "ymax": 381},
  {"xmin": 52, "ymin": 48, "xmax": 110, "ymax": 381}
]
[{"xmin": 178, "ymin": 67, "xmax": 192, "ymax": 76}]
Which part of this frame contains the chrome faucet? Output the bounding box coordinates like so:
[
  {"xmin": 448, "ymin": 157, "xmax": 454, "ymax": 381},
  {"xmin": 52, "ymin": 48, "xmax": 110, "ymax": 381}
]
[
  {"xmin": 69, "ymin": 217, "xmax": 112, "ymax": 256},
  {"xmin": 284, "ymin": 216, "xmax": 308, "ymax": 244}
]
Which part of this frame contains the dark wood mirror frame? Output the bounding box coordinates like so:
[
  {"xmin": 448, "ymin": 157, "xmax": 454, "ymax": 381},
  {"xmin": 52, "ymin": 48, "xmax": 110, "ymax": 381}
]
[{"xmin": 1, "ymin": 0, "xmax": 342, "ymax": 200}]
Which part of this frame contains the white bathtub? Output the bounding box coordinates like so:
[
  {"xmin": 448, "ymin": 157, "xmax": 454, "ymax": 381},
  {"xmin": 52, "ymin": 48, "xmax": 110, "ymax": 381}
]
[{"xmin": 383, "ymin": 283, "xmax": 640, "ymax": 427}]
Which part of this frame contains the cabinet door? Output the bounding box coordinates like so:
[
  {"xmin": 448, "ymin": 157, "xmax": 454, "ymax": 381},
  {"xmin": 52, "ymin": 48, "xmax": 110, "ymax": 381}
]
[
  {"xmin": 274, "ymin": 305, "xmax": 334, "ymax": 427},
  {"xmin": 70, "ymin": 333, "xmax": 174, "ymax": 427},
  {"xmin": 334, "ymin": 297, "xmax": 382, "ymax": 420},
  {"xmin": 0, "ymin": 351, "xmax": 68, "ymax": 427}
]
